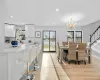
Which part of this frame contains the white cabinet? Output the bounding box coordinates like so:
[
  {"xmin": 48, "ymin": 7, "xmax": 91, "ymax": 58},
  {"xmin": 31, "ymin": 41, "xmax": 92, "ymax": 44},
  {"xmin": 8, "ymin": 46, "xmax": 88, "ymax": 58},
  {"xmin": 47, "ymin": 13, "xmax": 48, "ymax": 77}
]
[
  {"xmin": 25, "ymin": 25, "xmax": 35, "ymax": 37},
  {"xmin": 5, "ymin": 24, "xmax": 15, "ymax": 37},
  {"xmin": 0, "ymin": 54, "xmax": 8, "ymax": 80},
  {"xmin": 0, "ymin": 44, "xmax": 41, "ymax": 80}
]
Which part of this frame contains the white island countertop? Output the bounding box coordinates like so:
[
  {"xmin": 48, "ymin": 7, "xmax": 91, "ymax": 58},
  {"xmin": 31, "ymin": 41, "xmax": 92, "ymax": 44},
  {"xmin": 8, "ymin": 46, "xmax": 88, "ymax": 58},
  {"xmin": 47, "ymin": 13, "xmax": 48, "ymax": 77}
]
[
  {"xmin": 0, "ymin": 43, "xmax": 41, "ymax": 80},
  {"xmin": 0, "ymin": 44, "xmax": 39, "ymax": 53}
]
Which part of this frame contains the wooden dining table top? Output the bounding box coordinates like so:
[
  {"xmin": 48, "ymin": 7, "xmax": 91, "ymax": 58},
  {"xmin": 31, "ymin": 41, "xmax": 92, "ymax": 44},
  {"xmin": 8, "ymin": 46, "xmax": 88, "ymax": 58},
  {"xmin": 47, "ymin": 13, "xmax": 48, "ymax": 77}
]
[
  {"xmin": 59, "ymin": 45, "xmax": 68, "ymax": 49},
  {"xmin": 59, "ymin": 45, "xmax": 90, "ymax": 50}
]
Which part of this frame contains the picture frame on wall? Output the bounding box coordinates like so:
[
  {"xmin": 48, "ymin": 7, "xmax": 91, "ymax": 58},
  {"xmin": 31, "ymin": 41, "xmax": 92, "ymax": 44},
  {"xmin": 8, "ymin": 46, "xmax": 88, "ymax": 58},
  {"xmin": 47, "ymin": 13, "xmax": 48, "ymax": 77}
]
[{"xmin": 35, "ymin": 31, "xmax": 41, "ymax": 38}]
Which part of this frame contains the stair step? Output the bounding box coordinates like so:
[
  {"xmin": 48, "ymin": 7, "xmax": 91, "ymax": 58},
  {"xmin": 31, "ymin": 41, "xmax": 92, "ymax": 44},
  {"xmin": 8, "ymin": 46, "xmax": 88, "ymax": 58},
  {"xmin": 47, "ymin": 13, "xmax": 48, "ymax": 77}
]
[{"xmin": 92, "ymin": 40, "xmax": 100, "ymax": 48}]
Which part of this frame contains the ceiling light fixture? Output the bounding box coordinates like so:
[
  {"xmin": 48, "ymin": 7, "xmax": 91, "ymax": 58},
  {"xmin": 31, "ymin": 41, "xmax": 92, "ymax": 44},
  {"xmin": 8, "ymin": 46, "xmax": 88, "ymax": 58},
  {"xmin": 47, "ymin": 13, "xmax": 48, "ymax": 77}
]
[
  {"xmin": 10, "ymin": 16, "xmax": 13, "ymax": 18},
  {"xmin": 67, "ymin": 17, "xmax": 76, "ymax": 28},
  {"xmin": 56, "ymin": 9, "xmax": 59, "ymax": 12}
]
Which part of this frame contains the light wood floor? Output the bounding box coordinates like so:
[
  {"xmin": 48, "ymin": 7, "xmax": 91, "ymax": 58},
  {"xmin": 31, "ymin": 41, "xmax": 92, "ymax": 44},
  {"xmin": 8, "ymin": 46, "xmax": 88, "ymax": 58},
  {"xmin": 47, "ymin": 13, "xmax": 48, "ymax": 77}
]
[
  {"xmin": 40, "ymin": 53, "xmax": 58, "ymax": 80},
  {"xmin": 61, "ymin": 56, "xmax": 100, "ymax": 80},
  {"xmin": 51, "ymin": 53, "xmax": 70, "ymax": 80},
  {"xmin": 31, "ymin": 53, "xmax": 100, "ymax": 80},
  {"xmin": 35, "ymin": 53, "xmax": 69, "ymax": 80}
]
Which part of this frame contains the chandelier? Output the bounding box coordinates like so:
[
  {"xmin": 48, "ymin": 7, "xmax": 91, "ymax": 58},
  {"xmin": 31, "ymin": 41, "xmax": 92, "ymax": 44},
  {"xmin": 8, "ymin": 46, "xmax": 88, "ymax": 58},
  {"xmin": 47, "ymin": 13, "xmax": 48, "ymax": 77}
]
[{"xmin": 67, "ymin": 18, "xmax": 76, "ymax": 28}]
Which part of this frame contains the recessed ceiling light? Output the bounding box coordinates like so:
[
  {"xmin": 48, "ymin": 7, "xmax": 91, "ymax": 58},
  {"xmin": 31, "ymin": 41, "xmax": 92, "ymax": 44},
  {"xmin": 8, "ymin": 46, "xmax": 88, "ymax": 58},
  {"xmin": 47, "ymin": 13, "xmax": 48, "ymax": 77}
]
[
  {"xmin": 53, "ymin": 22, "xmax": 55, "ymax": 24},
  {"xmin": 10, "ymin": 16, "xmax": 13, "ymax": 18},
  {"xmin": 56, "ymin": 9, "xmax": 59, "ymax": 12}
]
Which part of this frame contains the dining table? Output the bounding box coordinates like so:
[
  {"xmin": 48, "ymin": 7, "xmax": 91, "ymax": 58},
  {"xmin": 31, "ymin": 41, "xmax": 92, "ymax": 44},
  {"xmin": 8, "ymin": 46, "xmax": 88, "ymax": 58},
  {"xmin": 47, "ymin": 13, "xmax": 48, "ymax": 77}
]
[
  {"xmin": 58, "ymin": 45, "xmax": 91, "ymax": 64},
  {"xmin": 58, "ymin": 45, "xmax": 68, "ymax": 64}
]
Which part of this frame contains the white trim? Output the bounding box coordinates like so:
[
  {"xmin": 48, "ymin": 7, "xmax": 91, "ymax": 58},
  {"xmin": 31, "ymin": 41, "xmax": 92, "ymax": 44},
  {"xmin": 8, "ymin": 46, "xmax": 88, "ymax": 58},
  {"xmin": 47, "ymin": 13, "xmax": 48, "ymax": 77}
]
[
  {"xmin": 92, "ymin": 47, "xmax": 100, "ymax": 52},
  {"xmin": 92, "ymin": 40, "xmax": 100, "ymax": 48},
  {"xmin": 92, "ymin": 55, "xmax": 100, "ymax": 60},
  {"xmin": 67, "ymin": 30, "xmax": 83, "ymax": 42}
]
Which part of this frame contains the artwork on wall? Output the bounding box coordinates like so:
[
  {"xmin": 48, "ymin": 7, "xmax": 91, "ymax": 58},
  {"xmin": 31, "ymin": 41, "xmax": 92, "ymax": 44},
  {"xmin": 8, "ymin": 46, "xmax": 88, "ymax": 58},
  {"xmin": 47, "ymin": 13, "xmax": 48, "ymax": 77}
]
[{"xmin": 35, "ymin": 31, "xmax": 41, "ymax": 38}]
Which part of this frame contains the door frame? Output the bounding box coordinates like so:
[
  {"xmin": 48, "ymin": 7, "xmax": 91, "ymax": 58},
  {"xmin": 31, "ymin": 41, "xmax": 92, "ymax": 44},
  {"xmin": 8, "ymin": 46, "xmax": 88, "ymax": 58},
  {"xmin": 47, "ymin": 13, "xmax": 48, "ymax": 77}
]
[{"xmin": 42, "ymin": 30, "xmax": 56, "ymax": 52}]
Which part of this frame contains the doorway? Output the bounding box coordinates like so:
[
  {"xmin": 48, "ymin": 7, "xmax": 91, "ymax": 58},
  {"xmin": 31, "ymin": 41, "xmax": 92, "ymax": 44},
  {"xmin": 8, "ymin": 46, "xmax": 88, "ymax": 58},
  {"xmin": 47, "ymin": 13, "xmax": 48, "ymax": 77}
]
[{"xmin": 42, "ymin": 30, "xmax": 56, "ymax": 52}]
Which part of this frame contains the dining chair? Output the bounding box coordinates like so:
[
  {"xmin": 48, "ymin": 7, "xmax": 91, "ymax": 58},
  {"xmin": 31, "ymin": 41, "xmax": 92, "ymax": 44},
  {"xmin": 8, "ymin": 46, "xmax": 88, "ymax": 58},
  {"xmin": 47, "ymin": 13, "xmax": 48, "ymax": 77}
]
[
  {"xmin": 62, "ymin": 42, "xmax": 68, "ymax": 46},
  {"xmin": 67, "ymin": 43, "xmax": 77, "ymax": 64},
  {"xmin": 77, "ymin": 43, "xmax": 87, "ymax": 64},
  {"xmin": 62, "ymin": 42, "xmax": 68, "ymax": 61}
]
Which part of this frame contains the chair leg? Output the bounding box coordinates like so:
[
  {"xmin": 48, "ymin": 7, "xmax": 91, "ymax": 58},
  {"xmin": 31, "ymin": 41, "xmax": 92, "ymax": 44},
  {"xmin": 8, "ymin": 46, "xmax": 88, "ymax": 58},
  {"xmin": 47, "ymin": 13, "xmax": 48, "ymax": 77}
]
[
  {"xmin": 75, "ymin": 61, "xmax": 77, "ymax": 64},
  {"xmin": 78, "ymin": 61, "xmax": 80, "ymax": 65},
  {"xmin": 63, "ymin": 56, "xmax": 66, "ymax": 61},
  {"xmin": 66, "ymin": 57, "xmax": 68, "ymax": 62},
  {"xmin": 76, "ymin": 60, "xmax": 78, "ymax": 64},
  {"xmin": 84, "ymin": 61, "xmax": 86, "ymax": 65},
  {"xmin": 65, "ymin": 57, "xmax": 68, "ymax": 61},
  {"xmin": 57, "ymin": 56, "xmax": 59, "ymax": 62},
  {"xmin": 68, "ymin": 60, "xmax": 70, "ymax": 64}
]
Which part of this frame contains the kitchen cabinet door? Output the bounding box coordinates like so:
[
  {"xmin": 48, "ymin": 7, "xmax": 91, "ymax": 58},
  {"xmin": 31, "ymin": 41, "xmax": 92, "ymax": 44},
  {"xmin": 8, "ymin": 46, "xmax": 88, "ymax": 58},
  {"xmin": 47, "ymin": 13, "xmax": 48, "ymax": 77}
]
[
  {"xmin": 25, "ymin": 25, "xmax": 35, "ymax": 37},
  {"xmin": 5, "ymin": 24, "xmax": 15, "ymax": 37}
]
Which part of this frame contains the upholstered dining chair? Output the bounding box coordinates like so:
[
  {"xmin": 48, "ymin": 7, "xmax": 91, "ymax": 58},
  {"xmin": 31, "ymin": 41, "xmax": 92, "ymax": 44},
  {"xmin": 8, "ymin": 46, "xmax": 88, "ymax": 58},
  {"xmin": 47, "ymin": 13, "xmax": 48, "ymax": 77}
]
[
  {"xmin": 62, "ymin": 42, "xmax": 68, "ymax": 46},
  {"xmin": 67, "ymin": 43, "xmax": 77, "ymax": 64},
  {"xmin": 77, "ymin": 43, "xmax": 87, "ymax": 64},
  {"xmin": 62, "ymin": 42, "xmax": 68, "ymax": 61}
]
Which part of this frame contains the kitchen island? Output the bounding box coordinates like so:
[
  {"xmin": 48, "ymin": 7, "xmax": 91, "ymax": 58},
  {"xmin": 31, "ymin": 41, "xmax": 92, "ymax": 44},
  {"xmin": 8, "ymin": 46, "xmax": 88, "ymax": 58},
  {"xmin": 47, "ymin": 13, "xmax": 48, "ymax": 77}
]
[{"xmin": 0, "ymin": 43, "xmax": 41, "ymax": 80}]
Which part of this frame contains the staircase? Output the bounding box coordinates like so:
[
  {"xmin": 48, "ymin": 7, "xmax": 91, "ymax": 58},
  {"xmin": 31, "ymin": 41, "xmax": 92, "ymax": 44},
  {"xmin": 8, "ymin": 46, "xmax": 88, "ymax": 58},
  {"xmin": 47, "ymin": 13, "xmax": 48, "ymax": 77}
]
[{"xmin": 90, "ymin": 26, "xmax": 100, "ymax": 59}]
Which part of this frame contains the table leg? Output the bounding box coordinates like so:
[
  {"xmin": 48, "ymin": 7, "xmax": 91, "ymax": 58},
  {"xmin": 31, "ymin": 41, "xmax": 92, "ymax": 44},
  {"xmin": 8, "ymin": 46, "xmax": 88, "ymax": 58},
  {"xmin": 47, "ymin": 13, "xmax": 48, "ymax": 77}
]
[
  {"xmin": 88, "ymin": 50, "xmax": 91, "ymax": 64},
  {"xmin": 58, "ymin": 49, "xmax": 60, "ymax": 62},
  {"xmin": 60, "ymin": 48, "xmax": 63, "ymax": 64},
  {"xmin": 88, "ymin": 55, "xmax": 91, "ymax": 63},
  {"xmin": 87, "ymin": 49, "xmax": 91, "ymax": 64}
]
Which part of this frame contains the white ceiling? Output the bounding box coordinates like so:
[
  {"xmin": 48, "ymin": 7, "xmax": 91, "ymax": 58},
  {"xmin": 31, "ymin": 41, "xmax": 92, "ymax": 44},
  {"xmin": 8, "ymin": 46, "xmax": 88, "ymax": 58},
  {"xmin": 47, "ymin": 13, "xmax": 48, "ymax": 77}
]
[{"xmin": 5, "ymin": 0, "xmax": 100, "ymax": 26}]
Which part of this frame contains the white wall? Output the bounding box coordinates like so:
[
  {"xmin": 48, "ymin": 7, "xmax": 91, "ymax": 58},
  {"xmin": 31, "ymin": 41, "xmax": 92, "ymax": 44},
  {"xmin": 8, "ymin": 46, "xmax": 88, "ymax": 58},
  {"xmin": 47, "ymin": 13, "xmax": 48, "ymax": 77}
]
[
  {"xmin": 0, "ymin": 0, "xmax": 8, "ymax": 80},
  {"xmin": 35, "ymin": 26, "xmax": 66, "ymax": 44},
  {"xmin": 34, "ymin": 26, "xmax": 82, "ymax": 44},
  {"xmin": 82, "ymin": 20, "xmax": 100, "ymax": 42},
  {"xmin": 0, "ymin": 0, "xmax": 8, "ymax": 49}
]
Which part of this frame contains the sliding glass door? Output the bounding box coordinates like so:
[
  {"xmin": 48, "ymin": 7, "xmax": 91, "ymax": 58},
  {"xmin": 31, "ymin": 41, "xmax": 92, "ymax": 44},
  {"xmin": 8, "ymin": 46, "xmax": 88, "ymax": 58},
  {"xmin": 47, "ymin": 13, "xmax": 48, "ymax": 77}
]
[{"xmin": 42, "ymin": 30, "xmax": 56, "ymax": 52}]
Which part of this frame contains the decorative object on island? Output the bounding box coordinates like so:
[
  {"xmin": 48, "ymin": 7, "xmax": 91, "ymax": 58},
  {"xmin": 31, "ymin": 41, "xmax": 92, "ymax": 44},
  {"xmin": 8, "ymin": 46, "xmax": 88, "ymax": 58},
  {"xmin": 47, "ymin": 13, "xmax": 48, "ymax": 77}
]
[
  {"xmin": 35, "ymin": 31, "xmax": 41, "ymax": 38},
  {"xmin": 15, "ymin": 28, "xmax": 26, "ymax": 41},
  {"xmin": 11, "ymin": 40, "xmax": 18, "ymax": 47},
  {"xmin": 28, "ymin": 40, "xmax": 32, "ymax": 43}
]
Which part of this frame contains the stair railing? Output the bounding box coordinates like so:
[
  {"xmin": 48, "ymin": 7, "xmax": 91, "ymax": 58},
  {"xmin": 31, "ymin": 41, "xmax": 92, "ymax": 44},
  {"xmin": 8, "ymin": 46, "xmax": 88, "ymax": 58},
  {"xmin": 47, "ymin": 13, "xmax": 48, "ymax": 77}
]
[
  {"xmin": 90, "ymin": 26, "xmax": 100, "ymax": 46},
  {"xmin": 89, "ymin": 26, "xmax": 100, "ymax": 64}
]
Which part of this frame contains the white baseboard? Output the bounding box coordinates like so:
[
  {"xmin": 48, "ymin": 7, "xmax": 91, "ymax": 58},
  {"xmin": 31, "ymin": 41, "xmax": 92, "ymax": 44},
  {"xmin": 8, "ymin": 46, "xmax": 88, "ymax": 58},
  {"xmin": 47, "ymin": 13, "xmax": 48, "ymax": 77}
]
[
  {"xmin": 92, "ymin": 47, "xmax": 100, "ymax": 53},
  {"xmin": 92, "ymin": 40, "xmax": 100, "ymax": 48},
  {"xmin": 92, "ymin": 55, "xmax": 100, "ymax": 60}
]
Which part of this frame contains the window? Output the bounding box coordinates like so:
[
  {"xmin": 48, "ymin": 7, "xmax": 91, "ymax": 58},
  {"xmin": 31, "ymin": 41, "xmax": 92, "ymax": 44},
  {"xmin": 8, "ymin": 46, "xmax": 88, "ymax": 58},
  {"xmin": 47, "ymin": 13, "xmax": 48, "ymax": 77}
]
[
  {"xmin": 75, "ymin": 31, "xmax": 82, "ymax": 43},
  {"xmin": 67, "ymin": 31, "xmax": 82, "ymax": 43},
  {"xmin": 67, "ymin": 31, "xmax": 74, "ymax": 42}
]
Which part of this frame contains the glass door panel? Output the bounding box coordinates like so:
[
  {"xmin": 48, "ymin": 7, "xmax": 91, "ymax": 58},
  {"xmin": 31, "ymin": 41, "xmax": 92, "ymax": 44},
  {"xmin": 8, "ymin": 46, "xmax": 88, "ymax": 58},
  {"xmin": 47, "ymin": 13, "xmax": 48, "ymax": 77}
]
[
  {"xmin": 43, "ymin": 31, "xmax": 56, "ymax": 52},
  {"xmin": 50, "ymin": 31, "xmax": 56, "ymax": 51},
  {"xmin": 43, "ymin": 31, "xmax": 49, "ymax": 51}
]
